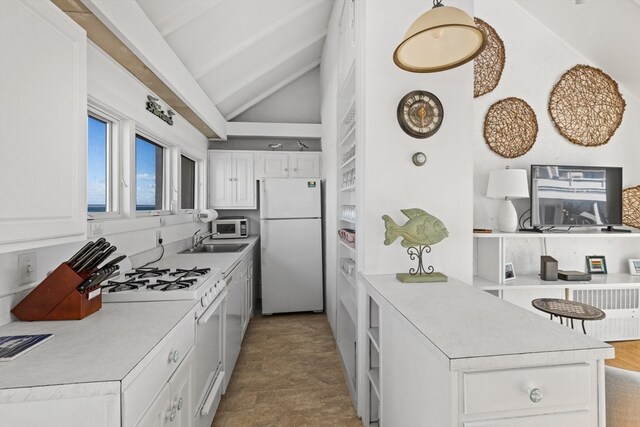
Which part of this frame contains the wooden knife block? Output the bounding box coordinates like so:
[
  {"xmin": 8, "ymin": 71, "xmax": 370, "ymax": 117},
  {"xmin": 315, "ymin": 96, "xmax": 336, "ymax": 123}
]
[{"xmin": 11, "ymin": 263, "xmax": 102, "ymax": 321}]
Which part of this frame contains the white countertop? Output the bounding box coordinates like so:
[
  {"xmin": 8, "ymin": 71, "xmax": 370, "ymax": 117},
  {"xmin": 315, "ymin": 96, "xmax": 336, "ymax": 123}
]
[
  {"xmin": 165, "ymin": 235, "xmax": 259, "ymax": 276},
  {"xmin": 0, "ymin": 300, "xmax": 196, "ymax": 390},
  {"xmin": 362, "ymin": 274, "xmax": 613, "ymax": 368},
  {"xmin": 0, "ymin": 236, "xmax": 259, "ymax": 391}
]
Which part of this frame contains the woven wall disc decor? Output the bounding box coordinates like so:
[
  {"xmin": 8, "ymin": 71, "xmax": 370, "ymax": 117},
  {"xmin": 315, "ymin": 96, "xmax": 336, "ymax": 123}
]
[
  {"xmin": 483, "ymin": 97, "xmax": 538, "ymax": 158},
  {"xmin": 474, "ymin": 18, "xmax": 505, "ymax": 98},
  {"xmin": 623, "ymin": 186, "xmax": 640, "ymax": 229},
  {"xmin": 548, "ymin": 65, "xmax": 626, "ymax": 147}
]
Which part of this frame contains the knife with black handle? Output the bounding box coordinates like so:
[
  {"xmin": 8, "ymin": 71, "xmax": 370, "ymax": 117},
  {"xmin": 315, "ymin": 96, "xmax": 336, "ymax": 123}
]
[
  {"xmin": 77, "ymin": 265, "xmax": 119, "ymax": 292},
  {"xmin": 87, "ymin": 246, "xmax": 117, "ymax": 271},
  {"xmin": 70, "ymin": 238, "xmax": 107, "ymax": 271},
  {"xmin": 75, "ymin": 244, "xmax": 110, "ymax": 274},
  {"xmin": 67, "ymin": 241, "xmax": 95, "ymax": 266},
  {"xmin": 100, "ymin": 255, "xmax": 127, "ymax": 270}
]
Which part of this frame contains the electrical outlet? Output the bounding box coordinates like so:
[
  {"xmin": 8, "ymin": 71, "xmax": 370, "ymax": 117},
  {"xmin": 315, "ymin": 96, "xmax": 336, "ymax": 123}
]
[
  {"xmin": 18, "ymin": 253, "xmax": 37, "ymax": 285},
  {"xmin": 156, "ymin": 230, "xmax": 162, "ymax": 247}
]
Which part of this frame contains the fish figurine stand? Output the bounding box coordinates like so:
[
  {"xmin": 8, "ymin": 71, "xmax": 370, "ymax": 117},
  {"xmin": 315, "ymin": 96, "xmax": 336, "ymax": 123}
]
[{"xmin": 382, "ymin": 208, "xmax": 448, "ymax": 283}]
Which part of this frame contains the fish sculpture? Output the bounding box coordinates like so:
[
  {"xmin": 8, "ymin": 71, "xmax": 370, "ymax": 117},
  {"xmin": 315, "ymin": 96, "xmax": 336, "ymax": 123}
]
[{"xmin": 382, "ymin": 208, "xmax": 449, "ymax": 248}]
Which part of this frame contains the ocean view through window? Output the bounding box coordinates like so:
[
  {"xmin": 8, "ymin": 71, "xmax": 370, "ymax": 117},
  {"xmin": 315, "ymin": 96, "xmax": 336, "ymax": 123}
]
[
  {"xmin": 87, "ymin": 114, "xmax": 109, "ymax": 213},
  {"xmin": 136, "ymin": 135, "xmax": 164, "ymax": 211}
]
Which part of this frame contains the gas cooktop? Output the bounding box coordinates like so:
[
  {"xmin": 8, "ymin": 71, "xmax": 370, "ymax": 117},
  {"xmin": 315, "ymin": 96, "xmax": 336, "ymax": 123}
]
[{"xmin": 101, "ymin": 265, "xmax": 223, "ymax": 303}]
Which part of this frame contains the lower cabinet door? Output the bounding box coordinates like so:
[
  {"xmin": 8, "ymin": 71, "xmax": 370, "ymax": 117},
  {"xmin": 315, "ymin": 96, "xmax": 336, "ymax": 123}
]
[
  {"xmin": 170, "ymin": 350, "xmax": 193, "ymax": 427},
  {"xmin": 137, "ymin": 383, "xmax": 171, "ymax": 427}
]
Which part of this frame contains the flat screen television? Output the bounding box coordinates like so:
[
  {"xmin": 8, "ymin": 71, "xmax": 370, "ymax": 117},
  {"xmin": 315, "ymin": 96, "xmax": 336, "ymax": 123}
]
[{"xmin": 530, "ymin": 165, "xmax": 623, "ymax": 228}]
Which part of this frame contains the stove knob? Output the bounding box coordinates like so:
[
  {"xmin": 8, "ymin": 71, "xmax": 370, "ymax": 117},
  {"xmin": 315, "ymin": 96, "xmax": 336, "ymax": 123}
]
[{"xmin": 201, "ymin": 297, "xmax": 206, "ymax": 308}]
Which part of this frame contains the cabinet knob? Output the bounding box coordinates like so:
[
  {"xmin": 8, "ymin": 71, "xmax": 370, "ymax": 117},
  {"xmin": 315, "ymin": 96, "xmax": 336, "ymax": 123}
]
[
  {"xmin": 170, "ymin": 407, "xmax": 177, "ymax": 421},
  {"xmin": 284, "ymin": 168, "xmax": 288, "ymax": 171},
  {"xmin": 529, "ymin": 388, "xmax": 543, "ymax": 403},
  {"xmin": 169, "ymin": 350, "xmax": 180, "ymax": 363},
  {"xmin": 294, "ymin": 168, "xmax": 298, "ymax": 172},
  {"xmin": 177, "ymin": 397, "xmax": 184, "ymax": 411}
]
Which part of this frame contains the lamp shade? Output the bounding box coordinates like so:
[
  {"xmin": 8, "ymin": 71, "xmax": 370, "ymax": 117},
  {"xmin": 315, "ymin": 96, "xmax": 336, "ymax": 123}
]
[
  {"xmin": 393, "ymin": 5, "xmax": 486, "ymax": 73},
  {"xmin": 486, "ymin": 169, "xmax": 529, "ymax": 199}
]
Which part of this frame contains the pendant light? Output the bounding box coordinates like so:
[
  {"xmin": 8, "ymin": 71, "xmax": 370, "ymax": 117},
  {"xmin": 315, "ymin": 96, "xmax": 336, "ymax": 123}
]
[{"xmin": 393, "ymin": 0, "xmax": 486, "ymax": 73}]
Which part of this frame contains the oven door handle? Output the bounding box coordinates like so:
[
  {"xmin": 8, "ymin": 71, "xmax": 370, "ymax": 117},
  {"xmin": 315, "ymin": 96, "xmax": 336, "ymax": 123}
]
[
  {"xmin": 201, "ymin": 371, "xmax": 225, "ymax": 416},
  {"xmin": 198, "ymin": 289, "xmax": 227, "ymax": 325}
]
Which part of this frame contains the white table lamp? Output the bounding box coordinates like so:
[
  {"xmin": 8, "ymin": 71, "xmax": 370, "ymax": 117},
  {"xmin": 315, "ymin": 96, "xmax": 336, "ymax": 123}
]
[{"xmin": 486, "ymin": 168, "xmax": 529, "ymax": 232}]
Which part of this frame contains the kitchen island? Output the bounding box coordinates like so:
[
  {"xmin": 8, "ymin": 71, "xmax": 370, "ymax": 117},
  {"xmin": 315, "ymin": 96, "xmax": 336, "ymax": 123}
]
[{"xmin": 362, "ymin": 274, "xmax": 614, "ymax": 427}]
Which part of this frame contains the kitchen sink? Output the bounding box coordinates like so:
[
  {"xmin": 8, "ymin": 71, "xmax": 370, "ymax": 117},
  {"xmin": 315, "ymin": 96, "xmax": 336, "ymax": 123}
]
[{"xmin": 179, "ymin": 243, "xmax": 248, "ymax": 254}]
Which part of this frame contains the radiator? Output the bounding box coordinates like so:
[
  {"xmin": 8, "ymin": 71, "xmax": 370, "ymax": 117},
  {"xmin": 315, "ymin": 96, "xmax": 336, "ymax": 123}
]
[{"xmin": 571, "ymin": 288, "xmax": 640, "ymax": 341}]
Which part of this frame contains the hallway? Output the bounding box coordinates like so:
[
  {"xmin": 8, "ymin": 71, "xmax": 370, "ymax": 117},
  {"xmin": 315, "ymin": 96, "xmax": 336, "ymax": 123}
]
[{"xmin": 212, "ymin": 313, "xmax": 361, "ymax": 427}]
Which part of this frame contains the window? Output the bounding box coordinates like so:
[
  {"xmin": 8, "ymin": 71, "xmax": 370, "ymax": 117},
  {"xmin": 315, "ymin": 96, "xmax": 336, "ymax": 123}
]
[
  {"xmin": 87, "ymin": 114, "xmax": 113, "ymax": 213},
  {"xmin": 135, "ymin": 135, "xmax": 165, "ymax": 211},
  {"xmin": 181, "ymin": 155, "xmax": 196, "ymax": 210}
]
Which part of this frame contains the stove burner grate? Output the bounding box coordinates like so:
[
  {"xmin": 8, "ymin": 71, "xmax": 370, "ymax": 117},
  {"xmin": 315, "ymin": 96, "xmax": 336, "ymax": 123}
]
[
  {"xmin": 102, "ymin": 277, "xmax": 150, "ymax": 293},
  {"xmin": 170, "ymin": 267, "xmax": 211, "ymax": 278},
  {"xmin": 148, "ymin": 277, "xmax": 198, "ymax": 291},
  {"xmin": 126, "ymin": 267, "xmax": 170, "ymax": 278}
]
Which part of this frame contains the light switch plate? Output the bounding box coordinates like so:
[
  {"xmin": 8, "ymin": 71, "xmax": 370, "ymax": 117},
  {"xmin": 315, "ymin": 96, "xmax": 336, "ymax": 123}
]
[{"xmin": 18, "ymin": 253, "xmax": 37, "ymax": 285}]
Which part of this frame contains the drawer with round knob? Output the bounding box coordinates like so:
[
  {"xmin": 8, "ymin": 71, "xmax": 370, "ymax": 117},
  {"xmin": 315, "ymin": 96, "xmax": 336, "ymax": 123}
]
[{"xmin": 463, "ymin": 363, "xmax": 592, "ymax": 415}]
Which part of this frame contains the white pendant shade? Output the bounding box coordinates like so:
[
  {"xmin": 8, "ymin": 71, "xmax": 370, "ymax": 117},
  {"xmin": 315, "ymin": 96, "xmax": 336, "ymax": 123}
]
[{"xmin": 393, "ymin": 5, "xmax": 486, "ymax": 73}]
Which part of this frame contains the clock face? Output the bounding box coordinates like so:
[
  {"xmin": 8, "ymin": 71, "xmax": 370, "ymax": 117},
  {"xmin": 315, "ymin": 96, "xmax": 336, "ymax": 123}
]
[{"xmin": 397, "ymin": 91, "xmax": 444, "ymax": 138}]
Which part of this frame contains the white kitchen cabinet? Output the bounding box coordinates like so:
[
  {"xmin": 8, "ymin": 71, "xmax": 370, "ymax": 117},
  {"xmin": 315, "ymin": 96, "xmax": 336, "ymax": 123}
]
[
  {"xmin": 208, "ymin": 151, "xmax": 256, "ymax": 209},
  {"xmin": 137, "ymin": 349, "xmax": 193, "ymax": 427},
  {"xmin": 0, "ymin": 0, "xmax": 87, "ymax": 253},
  {"xmin": 255, "ymin": 152, "xmax": 320, "ymax": 178},
  {"xmin": 242, "ymin": 256, "xmax": 254, "ymax": 335},
  {"xmin": 137, "ymin": 383, "xmax": 171, "ymax": 427},
  {"xmin": 363, "ymin": 274, "xmax": 612, "ymax": 427}
]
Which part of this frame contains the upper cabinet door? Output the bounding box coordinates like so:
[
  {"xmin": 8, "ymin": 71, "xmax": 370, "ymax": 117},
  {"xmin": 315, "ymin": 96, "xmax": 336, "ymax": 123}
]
[
  {"xmin": 233, "ymin": 153, "xmax": 256, "ymax": 208},
  {"xmin": 290, "ymin": 153, "xmax": 321, "ymax": 178},
  {"xmin": 256, "ymin": 153, "xmax": 288, "ymax": 179},
  {"xmin": 0, "ymin": 0, "xmax": 87, "ymax": 253},
  {"xmin": 208, "ymin": 152, "xmax": 234, "ymax": 208}
]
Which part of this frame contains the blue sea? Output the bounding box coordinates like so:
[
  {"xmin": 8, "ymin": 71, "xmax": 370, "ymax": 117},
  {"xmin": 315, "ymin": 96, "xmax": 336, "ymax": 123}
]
[{"xmin": 88, "ymin": 204, "xmax": 158, "ymax": 212}]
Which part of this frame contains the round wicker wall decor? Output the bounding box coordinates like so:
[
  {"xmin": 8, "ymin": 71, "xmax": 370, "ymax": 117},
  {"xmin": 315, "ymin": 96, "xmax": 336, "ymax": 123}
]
[
  {"xmin": 548, "ymin": 65, "xmax": 625, "ymax": 147},
  {"xmin": 474, "ymin": 18, "xmax": 505, "ymax": 98},
  {"xmin": 483, "ymin": 97, "xmax": 538, "ymax": 158},
  {"xmin": 623, "ymin": 186, "xmax": 640, "ymax": 229}
]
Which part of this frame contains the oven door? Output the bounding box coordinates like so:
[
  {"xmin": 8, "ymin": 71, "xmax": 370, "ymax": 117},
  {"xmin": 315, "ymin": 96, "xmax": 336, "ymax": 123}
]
[{"xmin": 193, "ymin": 289, "xmax": 226, "ymax": 427}]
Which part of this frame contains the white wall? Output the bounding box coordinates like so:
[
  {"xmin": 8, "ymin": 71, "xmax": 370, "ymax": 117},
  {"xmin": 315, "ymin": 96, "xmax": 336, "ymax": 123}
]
[
  {"xmin": 0, "ymin": 43, "xmax": 209, "ymax": 325},
  {"xmin": 473, "ymin": 0, "xmax": 640, "ymax": 275},
  {"xmin": 233, "ymin": 67, "xmax": 322, "ymax": 124},
  {"xmin": 359, "ymin": 0, "xmax": 475, "ymax": 284},
  {"xmin": 320, "ymin": 0, "xmax": 341, "ymax": 334}
]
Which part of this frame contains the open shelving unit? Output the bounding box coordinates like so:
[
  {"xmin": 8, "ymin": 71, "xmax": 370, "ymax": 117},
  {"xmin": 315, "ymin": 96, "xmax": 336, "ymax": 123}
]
[
  {"xmin": 335, "ymin": 0, "xmax": 359, "ymax": 412},
  {"xmin": 473, "ymin": 231, "xmax": 640, "ymax": 341},
  {"xmin": 366, "ymin": 294, "xmax": 381, "ymax": 426}
]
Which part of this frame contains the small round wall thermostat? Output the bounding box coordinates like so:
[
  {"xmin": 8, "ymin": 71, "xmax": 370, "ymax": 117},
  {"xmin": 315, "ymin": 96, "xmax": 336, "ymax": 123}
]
[{"xmin": 412, "ymin": 152, "xmax": 427, "ymax": 166}]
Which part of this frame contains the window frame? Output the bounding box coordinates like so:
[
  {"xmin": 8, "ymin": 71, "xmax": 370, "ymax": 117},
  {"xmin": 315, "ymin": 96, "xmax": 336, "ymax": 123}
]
[
  {"xmin": 87, "ymin": 106, "xmax": 121, "ymax": 219},
  {"xmin": 134, "ymin": 132, "xmax": 171, "ymax": 216},
  {"xmin": 179, "ymin": 151, "xmax": 201, "ymax": 212}
]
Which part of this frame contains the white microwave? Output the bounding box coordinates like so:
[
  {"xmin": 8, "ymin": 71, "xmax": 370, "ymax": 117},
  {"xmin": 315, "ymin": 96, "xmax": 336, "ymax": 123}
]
[{"xmin": 211, "ymin": 217, "xmax": 248, "ymax": 239}]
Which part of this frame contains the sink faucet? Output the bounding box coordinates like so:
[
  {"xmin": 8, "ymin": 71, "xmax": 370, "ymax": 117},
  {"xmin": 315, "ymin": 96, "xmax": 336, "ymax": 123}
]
[{"xmin": 192, "ymin": 230, "xmax": 219, "ymax": 249}]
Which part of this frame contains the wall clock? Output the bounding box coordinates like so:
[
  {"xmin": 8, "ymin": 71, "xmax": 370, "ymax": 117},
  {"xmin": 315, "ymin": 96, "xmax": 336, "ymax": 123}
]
[{"xmin": 397, "ymin": 90, "xmax": 444, "ymax": 139}]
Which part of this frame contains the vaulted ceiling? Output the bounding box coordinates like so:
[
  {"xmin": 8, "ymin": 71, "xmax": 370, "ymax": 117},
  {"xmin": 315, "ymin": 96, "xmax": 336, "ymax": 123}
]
[{"xmin": 135, "ymin": 0, "xmax": 334, "ymax": 121}]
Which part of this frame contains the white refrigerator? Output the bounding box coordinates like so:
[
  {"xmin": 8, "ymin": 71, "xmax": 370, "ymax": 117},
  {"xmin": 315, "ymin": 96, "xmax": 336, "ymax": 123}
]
[{"xmin": 260, "ymin": 178, "xmax": 323, "ymax": 314}]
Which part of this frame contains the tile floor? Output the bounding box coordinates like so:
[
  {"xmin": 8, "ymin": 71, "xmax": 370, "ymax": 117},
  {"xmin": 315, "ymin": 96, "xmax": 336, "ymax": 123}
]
[{"xmin": 212, "ymin": 313, "xmax": 361, "ymax": 427}]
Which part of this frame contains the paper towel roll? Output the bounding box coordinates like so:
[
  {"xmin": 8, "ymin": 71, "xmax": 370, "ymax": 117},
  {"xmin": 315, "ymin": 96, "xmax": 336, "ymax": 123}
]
[{"xmin": 198, "ymin": 209, "xmax": 219, "ymax": 223}]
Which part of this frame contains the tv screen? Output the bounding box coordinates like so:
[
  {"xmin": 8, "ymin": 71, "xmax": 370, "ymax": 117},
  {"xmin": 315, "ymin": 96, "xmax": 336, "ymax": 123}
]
[{"xmin": 531, "ymin": 165, "xmax": 623, "ymax": 227}]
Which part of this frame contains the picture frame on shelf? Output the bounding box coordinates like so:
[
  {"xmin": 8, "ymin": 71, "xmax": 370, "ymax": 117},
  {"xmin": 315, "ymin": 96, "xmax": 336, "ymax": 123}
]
[
  {"xmin": 504, "ymin": 262, "xmax": 516, "ymax": 282},
  {"xmin": 586, "ymin": 256, "xmax": 607, "ymax": 274},
  {"xmin": 629, "ymin": 259, "xmax": 640, "ymax": 276}
]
